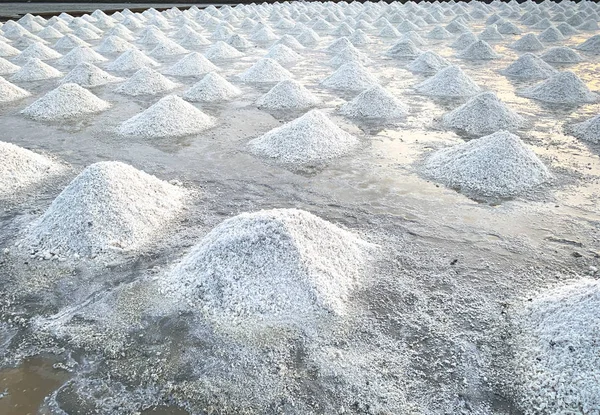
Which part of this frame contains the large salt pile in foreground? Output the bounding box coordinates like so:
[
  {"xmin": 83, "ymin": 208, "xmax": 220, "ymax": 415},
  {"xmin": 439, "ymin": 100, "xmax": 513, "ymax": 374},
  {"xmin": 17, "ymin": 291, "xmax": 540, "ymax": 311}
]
[
  {"xmin": 163, "ymin": 52, "xmax": 219, "ymax": 77},
  {"xmin": 256, "ymin": 79, "xmax": 321, "ymax": 111},
  {"xmin": 442, "ymin": 92, "xmax": 525, "ymax": 136},
  {"xmin": 422, "ymin": 131, "xmax": 551, "ymax": 199},
  {"xmin": 61, "ymin": 62, "xmax": 123, "ymax": 87},
  {"xmin": 570, "ymin": 114, "xmax": 600, "ymax": 144},
  {"xmin": 512, "ymin": 279, "xmax": 600, "ymax": 414},
  {"xmin": 21, "ymin": 83, "xmax": 110, "ymax": 121},
  {"xmin": 118, "ymin": 95, "xmax": 215, "ymax": 139},
  {"xmin": 237, "ymin": 58, "xmax": 292, "ymax": 83},
  {"xmin": 10, "ymin": 58, "xmax": 62, "ymax": 82},
  {"xmin": 339, "ymin": 85, "xmax": 408, "ymax": 121},
  {"xmin": 519, "ymin": 71, "xmax": 599, "ymax": 104},
  {"xmin": 0, "ymin": 76, "xmax": 30, "ymax": 103},
  {"xmin": 183, "ymin": 72, "xmax": 242, "ymax": 103},
  {"xmin": 415, "ymin": 65, "xmax": 481, "ymax": 97},
  {"xmin": 500, "ymin": 53, "xmax": 557, "ymax": 80},
  {"xmin": 248, "ymin": 109, "xmax": 360, "ymax": 167},
  {"xmin": 115, "ymin": 67, "xmax": 179, "ymax": 96},
  {"xmin": 24, "ymin": 161, "xmax": 187, "ymax": 257},
  {"xmin": 320, "ymin": 62, "xmax": 378, "ymax": 92},
  {"xmin": 159, "ymin": 208, "xmax": 375, "ymax": 327}
]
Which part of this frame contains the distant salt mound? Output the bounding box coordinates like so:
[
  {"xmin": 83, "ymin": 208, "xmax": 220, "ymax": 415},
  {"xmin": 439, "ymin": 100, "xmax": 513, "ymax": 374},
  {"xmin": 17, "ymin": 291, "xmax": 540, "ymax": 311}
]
[
  {"xmin": 95, "ymin": 36, "xmax": 133, "ymax": 54},
  {"xmin": 61, "ymin": 62, "xmax": 123, "ymax": 87},
  {"xmin": 570, "ymin": 114, "xmax": 600, "ymax": 144},
  {"xmin": 519, "ymin": 71, "xmax": 599, "ymax": 104},
  {"xmin": 379, "ymin": 23, "xmax": 400, "ymax": 38},
  {"xmin": 107, "ymin": 49, "xmax": 159, "ymax": 72},
  {"xmin": 509, "ymin": 33, "xmax": 545, "ymax": 52},
  {"xmin": 0, "ymin": 76, "xmax": 30, "ymax": 102},
  {"xmin": 57, "ymin": 46, "xmax": 107, "ymax": 66},
  {"xmin": 238, "ymin": 58, "xmax": 292, "ymax": 83},
  {"xmin": 328, "ymin": 46, "xmax": 369, "ymax": 68},
  {"xmin": 422, "ymin": 131, "xmax": 551, "ymax": 199},
  {"xmin": 13, "ymin": 42, "xmax": 62, "ymax": 63},
  {"xmin": 479, "ymin": 25, "xmax": 504, "ymax": 40},
  {"xmin": 538, "ymin": 26, "xmax": 565, "ymax": 43},
  {"xmin": 442, "ymin": 92, "xmax": 525, "ymax": 136},
  {"xmin": 451, "ymin": 32, "xmax": 477, "ymax": 50},
  {"xmin": 350, "ymin": 29, "xmax": 370, "ymax": 46},
  {"xmin": 274, "ymin": 34, "xmax": 304, "ymax": 51},
  {"xmin": 458, "ymin": 39, "xmax": 500, "ymax": 60},
  {"xmin": 555, "ymin": 22, "xmax": 578, "ymax": 36},
  {"xmin": 320, "ymin": 62, "xmax": 378, "ymax": 92},
  {"xmin": 297, "ymin": 28, "xmax": 320, "ymax": 47},
  {"xmin": 576, "ymin": 34, "xmax": 600, "ymax": 53},
  {"xmin": 248, "ymin": 109, "xmax": 360, "ymax": 166},
  {"xmin": 148, "ymin": 38, "xmax": 189, "ymax": 59},
  {"xmin": 256, "ymin": 79, "xmax": 320, "ymax": 111},
  {"xmin": 251, "ymin": 26, "xmax": 278, "ymax": 43},
  {"xmin": 326, "ymin": 37, "xmax": 353, "ymax": 55},
  {"xmin": 408, "ymin": 51, "xmax": 450, "ymax": 75},
  {"xmin": 160, "ymin": 208, "xmax": 374, "ymax": 327},
  {"xmin": 54, "ymin": 34, "xmax": 90, "ymax": 50},
  {"xmin": 339, "ymin": 84, "xmax": 408, "ymax": 121},
  {"xmin": 24, "ymin": 161, "xmax": 186, "ymax": 257},
  {"xmin": 497, "ymin": 21, "xmax": 522, "ymax": 35},
  {"xmin": 164, "ymin": 52, "xmax": 218, "ymax": 77},
  {"xmin": 500, "ymin": 53, "xmax": 557, "ymax": 80},
  {"xmin": 38, "ymin": 26, "xmax": 63, "ymax": 40},
  {"xmin": 415, "ymin": 65, "xmax": 481, "ymax": 97},
  {"xmin": 426, "ymin": 25, "xmax": 452, "ymax": 40},
  {"xmin": 0, "ymin": 41, "xmax": 20, "ymax": 58},
  {"xmin": 227, "ymin": 34, "xmax": 252, "ymax": 50},
  {"xmin": 512, "ymin": 279, "xmax": 600, "ymax": 414},
  {"xmin": 385, "ymin": 39, "xmax": 422, "ymax": 59},
  {"xmin": 204, "ymin": 41, "xmax": 244, "ymax": 61},
  {"xmin": 265, "ymin": 44, "xmax": 301, "ymax": 66},
  {"xmin": 401, "ymin": 31, "xmax": 427, "ymax": 47},
  {"xmin": 115, "ymin": 67, "xmax": 179, "ymax": 96},
  {"xmin": 21, "ymin": 83, "xmax": 110, "ymax": 121},
  {"xmin": 578, "ymin": 20, "xmax": 599, "ymax": 31},
  {"xmin": 541, "ymin": 47, "xmax": 583, "ymax": 64},
  {"xmin": 0, "ymin": 58, "xmax": 20, "ymax": 76},
  {"xmin": 10, "ymin": 58, "xmax": 62, "ymax": 82},
  {"xmin": 178, "ymin": 30, "xmax": 210, "ymax": 48},
  {"xmin": 183, "ymin": 72, "xmax": 241, "ymax": 103}
]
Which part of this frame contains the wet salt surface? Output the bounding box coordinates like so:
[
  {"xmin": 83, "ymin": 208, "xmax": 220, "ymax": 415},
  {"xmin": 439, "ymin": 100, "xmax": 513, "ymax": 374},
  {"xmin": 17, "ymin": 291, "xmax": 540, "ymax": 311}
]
[{"xmin": 0, "ymin": 5, "xmax": 599, "ymax": 415}]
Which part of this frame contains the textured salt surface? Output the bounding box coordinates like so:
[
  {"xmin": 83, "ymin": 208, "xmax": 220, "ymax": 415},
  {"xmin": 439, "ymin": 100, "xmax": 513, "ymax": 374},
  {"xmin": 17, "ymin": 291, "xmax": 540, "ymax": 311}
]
[
  {"xmin": 0, "ymin": 75, "xmax": 30, "ymax": 102},
  {"xmin": 10, "ymin": 58, "xmax": 62, "ymax": 82},
  {"xmin": 13, "ymin": 42, "xmax": 62, "ymax": 63},
  {"xmin": 57, "ymin": 46, "xmax": 108, "ymax": 67},
  {"xmin": 61, "ymin": 62, "xmax": 123, "ymax": 88},
  {"xmin": 163, "ymin": 52, "xmax": 218, "ymax": 77},
  {"xmin": 339, "ymin": 84, "xmax": 409, "ymax": 121},
  {"xmin": 415, "ymin": 65, "xmax": 481, "ymax": 97},
  {"xmin": 183, "ymin": 71, "xmax": 242, "ymax": 103},
  {"xmin": 519, "ymin": 71, "xmax": 599, "ymax": 104},
  {"xmin": 265, "ymin": 44, "xmax": 301, "ymax": 66},
  {"xmin": 509, "ymin": 33, "xmax": 545, "ymax": 52},
  {"xmin": 576, "ymin": 34, "xmax": 600, "ymax": 53},
  {"xmin": 500, "ymin": 53, "xmax": 558, "ymax": 80},
  {"xmin": 238, "ymin": 58, "xmax": 293, "ymax": 83},
  {"xmin": 0, "ymin": 58, "xmax": 20, "ymax": 76},
  {"xmin": 385, "ymin": 39, "xmax": 422, "ymax": 59},
  {"xmin": 256, "ymin": 79, "xmax": 321, "ymax": 111},
  {"xmin": 320, "ymin": 62, "xmax": 378, "ymax": 92},
  {"xmin": 458, "ymin": 39, "xmax": 500, "ymax": 60},
  {"xmin": 407, "ymin": 51, "xmax": 450, "ymax": 75},
  {"xmin": 451, "ymin": 32, "xmax": 478, "ymax": 50},
  {"xmin": 570, "ymin": 114, "xmax": 600, "ymax": 144},
  {"xmin": 107, "ymin": 48, "xmax": 159, "ymax": 72},
  {"xmin": 540, "ymin": 47, "xmax": 583, "ymax": 64},
  {"xmin": 95, "ymin": 36, "xmax": 133, "ymax": 54},
  {"xmin": 115, "ymin": 67, "xmax": 179, "ymax": 96},
  {"xmin": 204, "ymin": 41, "xmax": 244, "ymax": 61}
]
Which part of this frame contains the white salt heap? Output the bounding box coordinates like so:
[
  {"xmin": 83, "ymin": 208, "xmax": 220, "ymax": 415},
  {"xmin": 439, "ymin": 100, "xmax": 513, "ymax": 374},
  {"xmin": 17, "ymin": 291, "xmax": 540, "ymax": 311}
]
[
  {"xmin": 385, "ymin": 39, "xmax": 422, "ymax": 59},
  {"xmin": 237, "ymin": 58, "xmax": 292, "ymax": 83},
  {"xmin": 540, "ymin": 47, "xmax": 583, "ymax": 64},
  {"xmin": 555, "ymin": 22, "xmax": 578, "ymax": 36},
  {"xmin": 13, "ymin": 42, "xmax": 62, "ymax": 63},
  {"xmin": 21, "ymin": 83, "xmax": 110, "ymax": 121},
  {"xmin": 320, "ymin": 62, "xmax": 378, "ymax": 92},
  {"xmin": 182, "ymin": 72, "xmax": 242, "ymax": 103},
  {"xmin": 326, "ymin": 38, "xmax": 354, "ymax": 55},
  {"xmin": 570, "ymin": 114, "xmax": 600, "ymax": 144},
  {"xmin": 10, "ymin": 58, "xmax": 62, "ymax": 82},
  {"xmin": 61, "ymin": 62, "xmax": 122, "ymax": 87},
  {"xmin": 500, "ymin": 53, "xmax": 557, "ymax": 80},
  {"xmin": 256, "ymin": 79, "xmax": 320, "ymax": 111},
  {"xmin": 227, "ymin": 34, "xmax": 252, "ymax": 50},
  {"xmin": 415, "ymin": 65, "xmax": 481, "ymax": 98},
  {"xmin": 328, "ymin": 46, "xmax": 369, "ymax": 68},
  {"xmin": 24, "ymin": 161, "xmax": 187, "ymax": 257},
  {"xmin": 576, "ymin": 34, "xmax": 600, "ymax": 54},
  {"xmin": 159, "ymin": 208, "xmax": 374, "ymax": 327},
  {"xmin": 95, "ymin": 36, "xmax": 133, "ymax": 54},
  {"xmin": 537, "ymin": 26, "xmax": 565, "ymax": 43},
  {"xmin": 265, "ymin": 44, "xmax": 301, "ymax": 66},
  {"xmin": 118, "ymin": 95, "xmax": 215, "ymax": 139},
  {"xmin": 163, "ymin": 52, "xmax": 218, "ymax": 77},
  {"xmin": 451, "ymin": 32, "xmax": 478, "ymax": 50},
  {"xmin": 442, "ymin": 92, "xmax": 525, "ymax": 136},
  {"xmin": 427, "ymin": 25, "xmax": 452, "ymax": 40},
  {"xmin": 509, "ymin": 33, "xmax": 545, "ymax": 52},
  {"xmin": 107, "ymin": 49, "xmax": 159, "ymax": 72},
  {"xmin": 54, "ymin": 34, "xmax": 90, "ymax": 50},
  {"xmin": 57, "ymin": 46, "xmax": 107, "ymax": 66},
  {"xmin": 115, "ymin": 67, "xmax": 179, "ymax": 96},
  {"xmin": 458, "ymin": 39, "xmax": 500, "ymax": 60},
  {"xmin": 148, "ymin": 38, "xmax": 189, "ymax": 58},
  {"xmin": 0, "ymin": 58, "xmax": 20, "ymax": 75},
  {"xmin": 339, "ymin": 84, "xmax": 408, "ymax": 121},
  {"xmin": 422, "ymin": 131, "xmax": 551, "ymax": 199},
  {"xmin": 407, "ymin": 51, "xmax": 450, "ymax": 75},
  {"xmin": 519, "ymin": 71, "xmax": 599, "ymax": 104},
  {"xmin": 0, "ymin": 76, "xmax": 30, "ymax": 102},
  {"xmin": 204, "ymin": 41, "xmax": 244, "ymax": 61},
  {"xmin": 478, "ymin": 25, "xmax": 504, "ymax": 40},
  {"xmin": 0, "ymin": 41, "xmax": 20, "ymax": 58},
  {"xmin": 249, "ymin": 109, "xmax": 360, "ymax": 166}
]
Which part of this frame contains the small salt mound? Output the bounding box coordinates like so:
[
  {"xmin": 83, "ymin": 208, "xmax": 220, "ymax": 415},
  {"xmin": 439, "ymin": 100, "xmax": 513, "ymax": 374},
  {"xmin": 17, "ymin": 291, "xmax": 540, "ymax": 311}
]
[
  {"xmin": 385, "ymin": 39, "xmax": 422, "ymax": 59},
  {"xmin": 38, "ymin": 26, "xmax": 63, "ymax": 40},
  {"xmin": 297, "ymin": 28, "xmax": 321, "ymax": 47},
  {"xmin": 21, "ymin": 83, "xmax": 110, "ymax": 121},
  {"xmin": 256, "ymin": 79, "xmax": 320, "ymax": 111},
  {"xmin": 458, "ymin": 39, "xmax": 500, "ymax": 60},
  {"xmin": 479, "ymin": 25, "xmax": 504, "ymax": 40},
  {"xmin": 13, "ymin": 42, "xmax": 62, "ymax": 63},
  {"xmin": 402, "ymin": 31, "xmax": 427, "ymax": 47},
  {"xmin": 422, "ymin": 131, "xmax": 551, "ymax": 199},
  {"xmin": 73, "ymin": 27, "xmax": 100, "ymax": 41},
  {"xmin": 339, "ymin": 84, "xmax": 408, "ymax": 121},
  {"xmin": 500, "ymin": 53, "xmax": 557, "ymax": 80},
  {"xmin": 265, "ymin": 44, "xmax": 301, "ymax": 65},
  {"xmin": 320, "ymin": 61, "xmax": 378, "ymax": 92},
  {"xmin": 0, "ymin": 41, "xmax": 20, "ymax": 58},
  {"xmin": 57, "ymin": 46, "xmax": 107, "ymax": 67},
  {"xmin": 446, "ymin": 20, "xmax": 470, "ymax": 34},
  {"xmin": 237, "ymin": 58, "xmax": 292, "ymax": 83},
  {"xmin": 61, "ymin": 62, "xmax": 122, "ymax": 87},
  {"xmin": 326, "ymin": 37, "xmax": 353, "ymax": 55},
  {"xmin": 54, "ymin": 34, "xmax": 90, "ymax": 50},
  {"xmin": 576, "ymin": 34, "xmax": 600, "ymax": 53},
  {"xmin": 0, "ymin": 76, "xmax": 30, "ymax": 102},
  {"xmin": 148, "ymin": 38, "xmax": 189, "ymax": 59},
  {"xmin": 532, "ymin": 18, "xmax": 553, "ymax": 30},
  {"xmin": 137, "ymin": 27, "xmax": 168, "ymax": 46},
  {"xmin": 334, "ymin": 22, "xmax": 355, "ymax": 37},
  {"xmin": 227, "ymin": 34, "xmax": 252, "ymax": 50},
  {"xmin": 183, "ymin": 71, "xmax": 241, "ymax": 103},
  {"xmin": 519, "ymin": 71, "xmax": 599, "ymax": 104},
  {"xmin": 426, "ymin": 25, "xmax": 452, "ymax": 40},
  {"xmin": 555, "ymin": 22, "xmax": 578, "ymax": 36},
  {"xmin": 95, "ymin": 36, "xmax": 133, "ymax": 54},
  {"xmin": 115, "ymin": 67, "xmax": 179, "ymax": 96},
  {"xmin": 178, "ymin": 30, "xmax": 210, "ymax": 47},
  {"xmin": 497, "ymin": 20, "xmax": 522, "ymax": 35},
  {"xmin": 398, "ymin": 20, "xmax": 420, "ymax": 33},
  {"xmin": 251, "ymin": 26, "xmax": 278, "ymax": 43},
  {"xmin": 509, "ymin": 33, "xmax": 545, "ymax": 52},
  {"xmin": 204, "ymin": 41, "xmax": 244, "ymax": 61},
  {"xmin": 541, "ymin": 47, "xmax": 583, "ymax": 64},
  {"xmin": 10, "ymin": 58, "xmax": 62, "ymax": 82},
  {"xmin": 570, "ymin": 114, "xmax": 600, "ymax": 143},
  {"xmin": 118, "ymin": 95, "xmax": 215, "ymax": 139},
  {"xmin": 350, "ymin": 29, "xmax": 370, "ymax": 46},
  {"xmin": 328, "ymin": 45, "xmax": 369, "ymax": 68},
  {"xmin": 0, "ymin": 57, "xmax": 20, "ymax": 75},
  {"xmin": 442, "ymin": 91, "xmax": 525, "ymax": 136},
  {"xmin": 451, "ymin": 32, "xmax": 478, "ymax": 50},
  {"xmin": 163, "ymin": 52, "xmax": 218, "ymax": 77},
  {"xmin": 578, "ymin": 20, "xmax": 599, "ymax": 31},
  {"xmin": 378, "ymin": 22, "xmax": 400, "ymax": 38},
  {"xmin": 24, "ymin": 161, "xmax": 186, "ymax": 257},
  {"xmin": 415, "ymin": 65, "xmax": 481, "ymax": 97},
  {"xmin": 538, "ymin": 26, "xmax": 565, "ymax": 43},
  {"xmin": 160, "ymin": 208, "xmax": 374, "ymax": 326},
  {"xmin": 407, "ymin": 51, "xmax": 450, "ymax": 75},
  {"xmin": 274, "ymin": 34, "xmax": 304, "ymax": 51},
  {"xmin": 107, "ymin": 48, "xmax": 159, "ymax": 72}
]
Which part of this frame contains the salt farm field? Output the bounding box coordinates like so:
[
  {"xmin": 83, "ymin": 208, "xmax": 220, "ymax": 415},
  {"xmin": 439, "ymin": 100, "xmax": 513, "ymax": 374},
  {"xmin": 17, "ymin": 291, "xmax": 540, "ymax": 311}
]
[{"xmin": 0, "ymin": 1, "xmax": 599, "ymax": 414}]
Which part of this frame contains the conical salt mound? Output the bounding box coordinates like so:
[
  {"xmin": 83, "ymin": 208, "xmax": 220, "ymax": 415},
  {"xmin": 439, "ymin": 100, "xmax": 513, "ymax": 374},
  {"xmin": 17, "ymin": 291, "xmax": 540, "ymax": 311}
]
[
  {"xmin": 0, "ymin": 57, "xmax": 20, "ymax": 75},
  {"xmin": 326, "ymin": 37, "xmax": 353, "ymax": 55},
  {"xmin": 328, "ymin": 46, "xmax": 369, "ymax": 68},
  {"xmin": 118, "ymin": 95, "xmax": 215, "ymax": 138},
  {"xmin": 0, "ymin": 41, "xmax": 21, "ymax": 58},
  {"xmin": 61, "ymin": 62, "xmax": 123, "ymax": 87},
  {"xmin": 182, "ymin": 72, "xmax": 241, "ymax": 103},
  {"xmin": 407, "ymin": 51, "xmax": 450, "ymax": 75},
  {"xmin": 555, "ymin": 22, "xmax": 578, "ymax": 36},
  {"xmin": 519, "ymin": 71, "xmax": 599, "ymax": 104},
  {"xmin": 178, "ymin": 30, "xmax": 210, "ymax": 48},
  {"xmin": 54, "ymin": 34, "xmax": 90, "ymax": 50},
  {"xmin": 458, "ymin": 39, "xmax": 500, "ymax": 60},
  {"xmin": 385, "ymin": 39, "xmax": 422, "ymax": 59},
  {"xmin": 415, "ymin": 65, "xmax": 481, "ymax": 97},
  {"xmin": 350, "ymin": 29, "xmax": 370, "ymax": 46},
  {"xmin": 251, "ymin": 26, "xmax": 278, "ymax": 43},
  {"xmin": 538, "ymin": 26, "xmax": 565, "ymax": 43},
  {"xmin": 38, "ymin": 26, "xmax": 63, "ymax": 40},
  {"xmin": 57, "ymin": 46, "xmax": 107, "ymax": 66},
  {"xmin": 160, "ymin": 208, "xmax": 374, "ymax": 326},
  {"xmin": 509, "ymin": 33, "xmax": 544, "ymax": 52},
  {"xmin": 576, "ymin": 34, "xmax": 600, "ymax": 54},
  {"xmin": 297, "ymin": 28, "xmax": 320, "ymax": 47},
  {"xmin": 540, "ymin": 47, "xmax": 583, "ymax": 64},
  {"xmin": 0, "ymin": 76, "xmax": 31, "ymax": 103},
  {"xmin": 265, "ymin": 44, "xmax": 301, "ymax": 65},
  {"xmin": 238, "ymin": 58, "xmax": 292, "ymax": 83},
  {"xmin": 227, "ymin": 34, "xmax": 252, "ymax": 50},
  {"xmin": 115, "ymin": 67, "xmax": 179, "ymax": 96},
  {"xmin": 320, "ymin": 62, "xmax": 378, "ymax": 92},
  {"xmin": 10, "ymin": 58, "xmax": 63, "ymax": 82},
  {"xmin": 570, "ymin": 114, "xmax": 600, "ymax": 143},
  {"xmin": 256, "ymin": 79, "xmax": 321, "ymax": 111},
  {"xmin": 274, "ymin": 34, "xmax": 304, "ymax": 51},
  {"xmin": 13, "ymin": 42, "xmax": 62, "ymax": 63},
  {"xmin": 500, "ymin": 53, "xmax": 557, "ymax": 80},
  {"xmin": 442, "ymin": 92, "xmax": 525, "ymax": 136},
  {"xmin": 148, "ymin": 38, "xmax": 189, "ymax": 58},
  {"xmin": 24, "ymin": 161, "xmax": 187, "ymax": 257},
  {"xmin": 422, "ymin": 131, "xmax": 551, "ymax": 199},
  {"xmin": 451, "ymin": 32, "xmax": 477, "ymax": 50},
  {"xmin": 163, "ymin": 52, "xmax": 218, "ymax": 77},
  {"xmin": 95, "ymin": 35, "xmax": 133, "ymax": 54},
  {"xmin": 498, "ymin": 21, "xmax": 522, "ymax": 35},
  {"xmin": 204, "ymin": 41, "xmax": 244, "ymax": 61},
  {"xmin": 427, "ymin": 25, "xmax": 453, "ymax": 40},
  {"xmin": 339, "ymin": 84, "xmax": 408, "ymax": 121},
  {"xmin": 579, "ymin": 20, "xmax": 600, "ymax": 31},
  {"xmin": 107, "ymin": 48, "xmax": 159, "ymax": 71},
  {"xmin": 21, "ymin": 83, "xmax": 110, "ymax": 121},
  {"xmin": 248, "ymin": 109, "xmax": 360, "ymax": 166},
  {"xmin": 479, "ymin": 25, "xmax": 504, "ymax": 40}
]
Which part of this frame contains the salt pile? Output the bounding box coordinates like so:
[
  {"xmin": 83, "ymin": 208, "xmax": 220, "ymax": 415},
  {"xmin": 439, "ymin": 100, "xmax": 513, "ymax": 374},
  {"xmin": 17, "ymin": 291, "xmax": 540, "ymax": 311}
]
[
  {"xmin": 250, "ymin": 26, "xmax": 278, "ymax": 43},
  {"xmin": 578, "ymin": 20, "xmax": 599, "ymax": 31},
  {"xmin": 163, "ymin": 52, "xmax": 218, "ymax": 77},
  {"xmin": 183, "ymin": 72, "xmax": 242, "ymax": 103},
  {"xmin": 248, "ymin": 109, "xmax": 360, "ymax": 166},
  {"xmin": 178, "ymin": 30, "xmax": 210, "ymax": 47},
  {"xmin": 519, "ymin": 71, "xmax": 599, "ymax": 104},
  {"xmin": 24, "ymin": 161, "xmax": 186, "ymax": 257},
  {"xmin": 160, "ymin": 208, "xmax": 374, "ymax": 326},
  {"xmin": 297, "ymin": 28, "xmax": 321, "ymax": 47},
  {"xmin": 339, "ymin": 84, "xmax": 408, "ymax": 121},
  {"xmin": 0, "ymin": 76, "xmax": 30, "ymax": 102},
  {"xmin": 326, "ymin": 38, "xmax": 354, "ymax": 55},
  {"xmin": 540, "ymin": 47, "xmax": 583, "ymax": 64},
  {"xmin": 350, "ymin": 29, "xmax": 370, "ymax": 46},
  {"xmin": 274, "ymin": 34, "xmax": 304, "ymax": 51},
  {"xmin": 148, "ymin": 38, "xmax": 189, "ymax": 58},
  {"xmin": 237, "ymin": 58, "xmax": 292, "ymax": 83},
  {"xmin": 497, "ymin": 20, "xmax": 522, "ymax": 35},
  {"xmin": 10, "ymin": 58, "xmax": 62, "ymax": 82},
  {"xmin": 57, "ymin": 46, "xmax": 107, "ymax": 66},
  {"xmin": 570, "ymin": 114, "xmax": 600, "ymax": 144},
  {"xmin": 442, "ymin": 92, "xmax": 525, "ymax": 136},
  {"xmin": 401, "ymin": 31, "xmax": 427, "ymax": 47},
  {"xmin": 407, "ymin": 51, "xmax": 450, "ymax": 75},
  {"xmin": 204, "ymin": 41, "xmax": 244, "ymax": 61},
  {"xmin": 265, "ymin": 44, "xmax": 301, "ymax": 66},
  {"xmin": 426, "ymin": 25, "xmax": 452, "ymax": 40},
  {"xmin": 13, "ymin": 42, "xmax": 62, "ymax": 63},
  {"xmin": 537, "ymin": 26, "xmax": 565, "ymax": 43},
  {"xmin": 385, "ymin": 39, "xmax": 422, "ymax": 59},
  {"xmin": 478, "ymin": 25, "xmax": 504, "ymax": 40},
  {"xmin": 61, "ymin": 63, "xmax": 123, "ymax": 88},
  {"xmin": 256, "ymin": 79, "xmax": 321, "ymax": 111},
  {"xmin": 500, "ymin": 53, "xmax": 557, "ymax": 80},
  {"xmin": 509, "ymin": 33, "xmax": 545, "ymax": 52},
  {"xmin": 118, "ymin": 95, "xmax": 215, "ymax": 139},
  {"xmin": 227, "ymin": 34, "xmax": 252, "ymax": 50},
  {"xmin": 115, "ymin": 67, "xmax": 179, "ymax": 96},
  {"xmin": 73, "ymin": 27, "xmax": 100, "ymax": 41},
  {"xmin": 328, "ymin": 46, "xmax": 369, "ymax": 68},
  {"xmin": 415, "ymin": 65, "xmax": 481, "ymax": 98},
  {"xmin": 95, "ymin": 36, "xmax": 133, "ymax": 54},
  {"xmin": 107, "ymin": 49, "xmax": 159, "ymax": 72},
  {"xmin": 458, "ymin": 39, "xmax": 500, "ymax": 60},
  {"xmin": 320, "ymin": 62, "xmax": 378, "ymax": 92},
  {"xmin": 54, "ymin": 34, "xmax": 90, "ymax": 50},
  {"xmin": 422, "ymin": 131, "xmax": 551, "ymax": 199},
  {"xmin": 0, "ymin": 58, "xmax": 19, "ymax": 75},
  {"xmin": 576, "ymin": 34, "xmax": 600, "ymax": 54},
  {"xmin": 555, "ymin": 22, "xmax": 578, "ymax": 36},
  {"xmin": 38, "ymin": 26, "xmax": 63, "ymax": 40},
  {"xmin": 451, "ymin": 32, "xmax": 478, "ymax": 50},
  {"xmin": 0, "ymin": 41, "xmax": 20, "ymax": 58}
]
